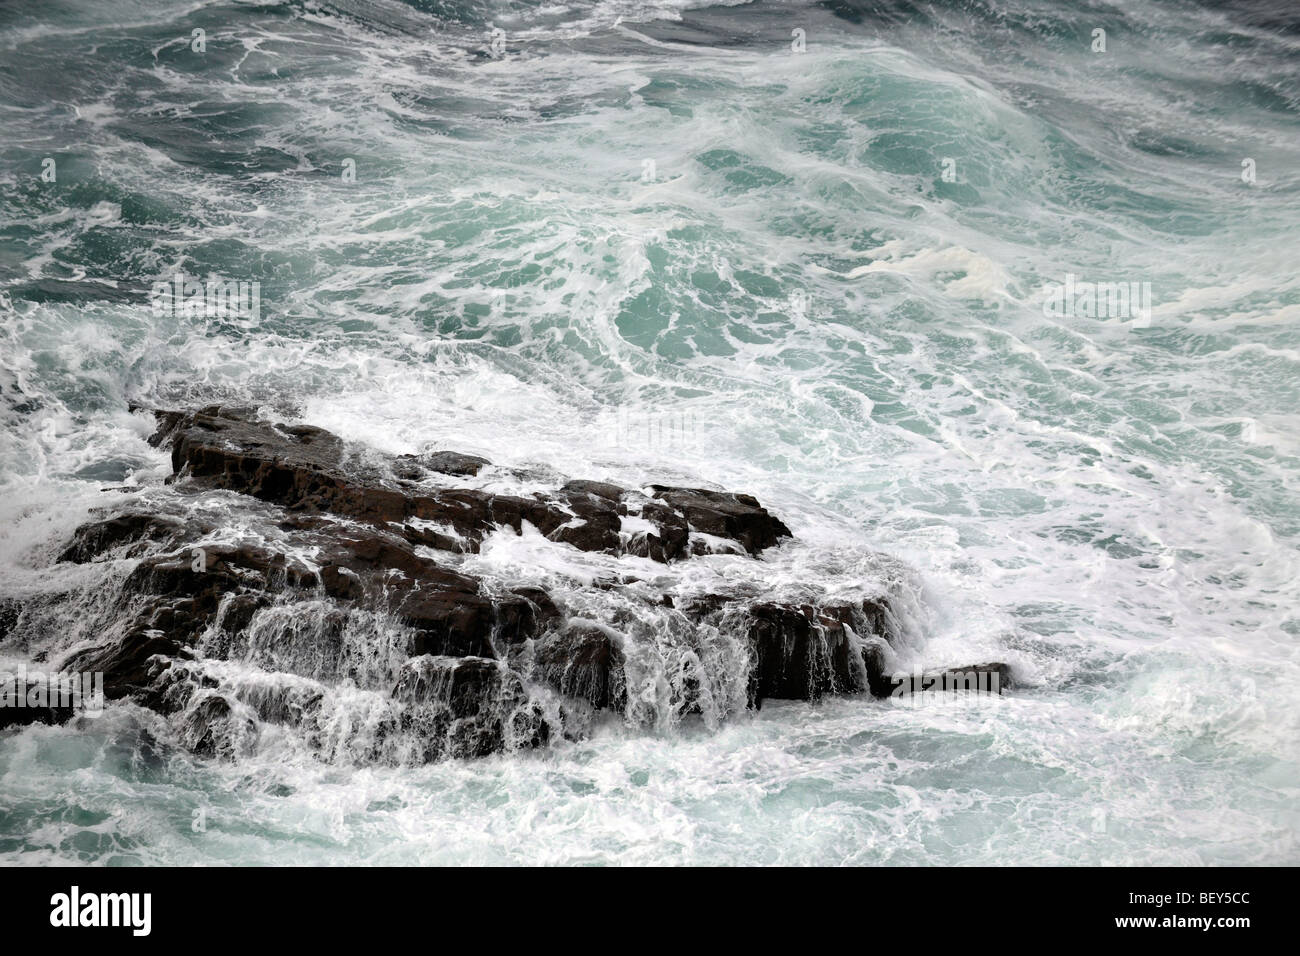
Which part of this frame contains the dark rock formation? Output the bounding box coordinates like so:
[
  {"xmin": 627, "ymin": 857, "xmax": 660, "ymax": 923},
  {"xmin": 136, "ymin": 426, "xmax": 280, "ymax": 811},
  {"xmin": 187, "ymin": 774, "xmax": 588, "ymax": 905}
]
[
  {"xmin": 0, "ymin": 405, "xmax": 1011, "ymax": 761},
  {"xmin": 647, "ymin": 485, "xmax": 792, "ymax": 556},
  {"xmin": 393, "ymin": 655, "xmax": 549, "ymax": 761},
  {"xmin": 0, "ymin": 598, "xmax": 22, "ymax": 644},
  {"xmin": 678, "ymin": 595, "xmax": 898, "ymax": 708},
  {"xmin": 178, "ymin": 693, "xmax": 257, "ymax": 759},
  {"xmin": 56, "ymin": 513, "xmax": 187, "ymax": 563},
  {"xmin": 410, "ymin": 450, "xmax": 491, "ymax": 478},
  {"xmin": 887, "ymin": 662, "xmax": 1013, "ymax": 697},
  {"xmin": 534, "ymin": 622, "xmax": 627, "ymax": 711},
  {"xmin": 0, "ymin": 685, "xmax": 75, "ymax": 731},
  {"xmin": 149, "ymin": 405, "xmax": 790, "ymax": 563}
]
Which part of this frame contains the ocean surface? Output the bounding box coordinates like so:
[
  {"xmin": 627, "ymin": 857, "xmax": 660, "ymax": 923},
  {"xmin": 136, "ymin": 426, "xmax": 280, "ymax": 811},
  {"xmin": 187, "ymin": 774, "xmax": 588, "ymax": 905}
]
[{"xmin": 1, "ymin": 0, "xmax": 1298, "ymax": 865}]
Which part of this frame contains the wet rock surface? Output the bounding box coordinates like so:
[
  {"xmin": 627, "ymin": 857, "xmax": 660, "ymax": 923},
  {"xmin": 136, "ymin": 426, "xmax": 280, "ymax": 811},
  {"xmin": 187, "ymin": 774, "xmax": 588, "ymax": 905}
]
[{"xmin": 0, "ymin": 405, "xmax": 1010, "ymax": 758}]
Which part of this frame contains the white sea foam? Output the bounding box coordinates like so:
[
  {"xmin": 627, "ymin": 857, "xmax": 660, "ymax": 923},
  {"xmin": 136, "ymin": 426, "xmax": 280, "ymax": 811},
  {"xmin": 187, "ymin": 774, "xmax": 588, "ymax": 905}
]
[{"xmin": 0, "ymin": 0, "xmax": 1297, "ymax": 864}]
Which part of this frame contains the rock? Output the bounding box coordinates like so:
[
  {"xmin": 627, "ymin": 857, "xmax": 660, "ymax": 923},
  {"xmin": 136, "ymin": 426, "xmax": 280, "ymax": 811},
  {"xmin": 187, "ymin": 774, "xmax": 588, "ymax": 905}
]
[
  {"xmin": 415, "ymin": 450, "xmax": 491, "ymax": 477},
  {"xmin": 534, "ymin": 622, "xmax": 626, "ymax": 711},
  {"xmin": 150, "ymin": 407, "xmax": 789, "ymax": 563},
  {"xmin": 61, "ymin": 628, "xmax": 183, "ymax": 708},
  {"xmin": 677, "ymin": 594, "xmax": 901, "ymax": 708},
  {"xmin": 745, "ymin": 603, "xmax": 860, "ymax": 704},
  {"xmin": 561, "ymin": 479, "xmax": 623, "ymax": 501},
  {"xmin": 4, "ymin": 405, "xmax": 978, "ymax": 765},
  {"xmin": 57, "ymin": 513, "xmax": 187, "ymax": 563},
  {"xmin": 165, "ymin": 407, "xmax": 412, "ymax": 525},
  {"xmin": 550, "ymin": 485, "xmax": 623, "ymax": 554},
  {"xmin": 647, "ymin": 485, "xmax": 792, "ymax": 556},
  {"xmin": 392, "ymin": 655, "xmax": 550, "ymax": 760},
  {"xmin": 399, "ymin": 586, "xmax": 525, "ymax": 659},
  {"xmin": 885, "ymin": 662, "xmax": 1013, "ymax": 698},
  {"xmin": 0, "ymin": 598, "xmax": 22, "ymax": 643},
  {"xmin": 237, "ymin": 679, "xmax": 324, "ymax": 729},
  {"xmin": 513, "ymin": 587, "xmax": 562, "ymax": 629},
  {"xmin": 178, "ymin": 693, "xmax": 257, "ymax": 759},
  {"xmin": 0, "ymin": 702, "xmax": 74, "ymax": 731},
  {"xmin": 0, "ymin": 669, "xmax": 78, "ymax": 730},
  {"xmin": 49, "ymin": 500, "xmax": 562, "ymax": 738},
  {"xmin": 624, "ymin": 500, "xmax": 690, "ymax": 563}
]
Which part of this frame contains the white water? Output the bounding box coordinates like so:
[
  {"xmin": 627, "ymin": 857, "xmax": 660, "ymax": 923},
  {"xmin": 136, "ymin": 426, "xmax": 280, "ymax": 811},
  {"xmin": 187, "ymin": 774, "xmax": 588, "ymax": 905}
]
[{"xmin": 1, "ymin": 0, "xmax": 1298, "ymax": 864}]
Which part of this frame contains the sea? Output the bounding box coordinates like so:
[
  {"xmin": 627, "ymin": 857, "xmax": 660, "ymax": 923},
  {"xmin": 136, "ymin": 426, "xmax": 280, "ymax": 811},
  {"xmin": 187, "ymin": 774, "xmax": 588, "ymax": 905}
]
[{"xmin": 0, "ymin": 0, "xmax": 1297, "ymax": 865}]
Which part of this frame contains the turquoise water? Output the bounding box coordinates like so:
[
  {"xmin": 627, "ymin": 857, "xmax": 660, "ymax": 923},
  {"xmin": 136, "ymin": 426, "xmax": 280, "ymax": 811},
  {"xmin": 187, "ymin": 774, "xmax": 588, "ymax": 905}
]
[{"xmin": 0, "ymin": 0, "xmax": 1298, "ymax": 864}]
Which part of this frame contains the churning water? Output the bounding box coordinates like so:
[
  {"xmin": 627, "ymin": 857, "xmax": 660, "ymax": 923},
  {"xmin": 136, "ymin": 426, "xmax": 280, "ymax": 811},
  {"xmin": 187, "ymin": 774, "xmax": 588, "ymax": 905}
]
[{"xmin": 1, "ymin": 0, "xmax": 1298, "ymax": 864}]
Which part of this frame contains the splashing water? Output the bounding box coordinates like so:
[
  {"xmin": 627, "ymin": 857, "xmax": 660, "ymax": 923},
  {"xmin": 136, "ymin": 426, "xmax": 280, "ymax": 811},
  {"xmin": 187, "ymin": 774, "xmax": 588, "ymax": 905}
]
[{"xmin": 1, "ymin": 0, "xmax": 1298, "ymax": 864}]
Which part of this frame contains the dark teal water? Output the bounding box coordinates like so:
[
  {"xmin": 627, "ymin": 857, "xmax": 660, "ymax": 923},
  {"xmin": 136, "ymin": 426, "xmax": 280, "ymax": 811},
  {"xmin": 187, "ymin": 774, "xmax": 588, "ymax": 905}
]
[{"xmin": 0, "ymin": 0, "xmax": 1297, "ymax": 864}]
